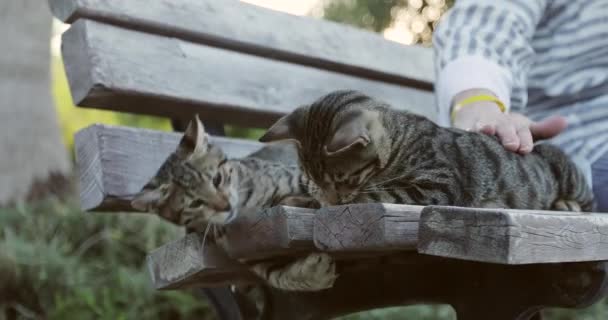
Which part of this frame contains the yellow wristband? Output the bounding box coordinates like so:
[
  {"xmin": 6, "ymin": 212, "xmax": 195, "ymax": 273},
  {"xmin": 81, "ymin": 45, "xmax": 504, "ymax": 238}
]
[{"xmin": 450, "ymin": 94, "xmax": 506, "ymax": 123}]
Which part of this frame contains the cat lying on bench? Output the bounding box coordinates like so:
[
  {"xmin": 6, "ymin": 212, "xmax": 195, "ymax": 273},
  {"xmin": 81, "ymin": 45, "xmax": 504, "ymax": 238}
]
[{"xmin": 132, "ymin": 115, "xmax": 336, "ymax": 292}]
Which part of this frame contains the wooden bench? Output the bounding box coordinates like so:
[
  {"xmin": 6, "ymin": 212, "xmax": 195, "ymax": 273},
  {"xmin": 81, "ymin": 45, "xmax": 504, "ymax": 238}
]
[{"xmin": 50, "ymin": 0, "xmax": 608, "ymax": 319}]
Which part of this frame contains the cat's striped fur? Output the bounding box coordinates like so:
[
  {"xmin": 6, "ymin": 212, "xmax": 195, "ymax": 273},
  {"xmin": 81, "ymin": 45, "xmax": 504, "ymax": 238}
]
[
  {"xmin": 131, "ymin": 116, "xmax": 336, "ymax": 292},
  {"xmin": 261, "ymin": 90, "xmax": 595, "ymax": 212}
]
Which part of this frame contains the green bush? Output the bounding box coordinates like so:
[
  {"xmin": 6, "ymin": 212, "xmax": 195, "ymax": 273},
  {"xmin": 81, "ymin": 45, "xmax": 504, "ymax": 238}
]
[{"xmin": 0, "ymin": 199, "xmax": 213, "ymax": 319}]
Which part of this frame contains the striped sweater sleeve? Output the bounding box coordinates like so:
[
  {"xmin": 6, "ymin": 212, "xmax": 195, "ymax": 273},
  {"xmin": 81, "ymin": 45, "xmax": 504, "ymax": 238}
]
[{"xmin": 433, "ymin": 0, "xmax": 547, "ymax": 126}]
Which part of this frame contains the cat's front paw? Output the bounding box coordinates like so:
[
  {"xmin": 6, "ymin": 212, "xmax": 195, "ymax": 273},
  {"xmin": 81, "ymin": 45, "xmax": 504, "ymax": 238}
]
[
  {"xmin": 279, "ymin": 196, "xmax": 321, "ymax": 209},
  {"xmin": 295, "ymin": 252, "xmax": 338, "ymax": 290},
  {"xmin": 266, "ymin": 252, "xmax": 338, "ymax": 291},
  {"xmin": 552, "ymin": 200, "xmax": 582, "ymax": 212}
]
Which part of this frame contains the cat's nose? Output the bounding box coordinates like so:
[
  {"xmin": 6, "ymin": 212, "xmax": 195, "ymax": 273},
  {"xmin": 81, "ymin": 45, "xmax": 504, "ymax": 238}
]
[
  {"xmin": 323, "ymin": 192, "xmax": 339, "ymax": 205},
  {"xmin": 336, "ymin": 185, "xmax": 353, "ymax": 195},
  {"xmin": 214, "ymin": 199, "xmax": 231, "ymax": 212},
  {"xmin": 222, "ymin": 203, "xmax": 232, "ymax": 212}
]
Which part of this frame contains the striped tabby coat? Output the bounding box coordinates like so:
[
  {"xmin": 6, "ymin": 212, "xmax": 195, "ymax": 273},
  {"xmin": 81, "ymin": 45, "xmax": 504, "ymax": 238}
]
[
  {"xmin": 260, "ymin": 90, "xmax": 595, "ymax": 212},
  {"xmin": 132, "ymin": 116, "xmax": 336, "ymax": 292}
]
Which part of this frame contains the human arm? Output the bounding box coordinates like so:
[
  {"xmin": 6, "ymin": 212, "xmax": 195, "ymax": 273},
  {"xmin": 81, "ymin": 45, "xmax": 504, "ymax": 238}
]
[{"xmin": 433, "ymin": 0, "xmax": 566, "ymax": 153}]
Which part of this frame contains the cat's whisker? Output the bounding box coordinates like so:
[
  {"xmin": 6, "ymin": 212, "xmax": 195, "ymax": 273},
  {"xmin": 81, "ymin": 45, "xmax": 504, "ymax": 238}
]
[
  {"xmin": 359, "ymin": 186, "xmax": 400, "ymax": 191},
  {"xmin": 356, "ymin": 190, "xmax": 397, "ymax": 194},
  {"xmin": 201, "ymin": 222, "xmax": 213, "ymax": 255},
  {"xmin": 357, "ymin": 185, "xmax": 419, "ymax": 193},
  {"xmin": 366, "ymin": 173, "xmax": 413, "ymax": 188},
  {"xmin": 361, "ymin": 187, "xmax": 406, "ymax": 192}
]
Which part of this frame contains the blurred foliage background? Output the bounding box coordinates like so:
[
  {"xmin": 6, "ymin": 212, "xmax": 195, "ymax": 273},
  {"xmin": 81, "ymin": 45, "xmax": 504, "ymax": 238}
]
[
  {"xmin": 320, "ymin": 0, "xmax": 452, "ymax": 45},
  {"xmin": 2, "ymin": 0, "xmax": 606, "ymax": 319}
]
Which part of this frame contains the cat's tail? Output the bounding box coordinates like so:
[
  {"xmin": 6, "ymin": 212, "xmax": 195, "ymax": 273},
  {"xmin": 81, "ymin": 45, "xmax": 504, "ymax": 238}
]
[{"xmin": 537, "ymin": 144, "xmax": 596, "ymax": 212}]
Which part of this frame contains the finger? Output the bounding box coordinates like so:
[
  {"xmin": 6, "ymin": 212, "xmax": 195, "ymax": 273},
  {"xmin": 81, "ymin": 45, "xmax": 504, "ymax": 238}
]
[
  {"xmin": 475, "ymin": 120, "xmax": 497, "ymax": 135},
  {"xmin": 476, "ymin": 120, "xmax": 497, "ymax": 135},
  {"xmin": 530, "ymin": 115, "xmax": 567, "ymax": 140},
  {"xmin": 495, "ymin": 121, "xmax": 520, "ymax": 152},
  {"xmin": 516, "ymin": 126, "xmax": 534, "ymax": 154}
]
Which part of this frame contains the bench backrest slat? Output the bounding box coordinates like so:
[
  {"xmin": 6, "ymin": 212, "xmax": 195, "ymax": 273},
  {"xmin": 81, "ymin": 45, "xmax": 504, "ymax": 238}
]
[
  {"xmin": 62, "ymin": 20, "xmax": 437, "ymax": 127},
  {"xmin": 49, "ymin": 0, "xmax": 434, "ymax": 89},
  {"xmin": 75, "ymin": 124, "xmax": 262, "ymax": 211}
]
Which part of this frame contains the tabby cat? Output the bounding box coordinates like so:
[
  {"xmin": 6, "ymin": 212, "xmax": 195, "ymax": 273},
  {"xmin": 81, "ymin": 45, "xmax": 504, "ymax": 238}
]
[
  {"xmin": 131, "ymin": 116, "xmax": 336, "ymax": 292},
  {"xmin": 260, "ymin": 90, "xmax": 595, "ymax": 212}
]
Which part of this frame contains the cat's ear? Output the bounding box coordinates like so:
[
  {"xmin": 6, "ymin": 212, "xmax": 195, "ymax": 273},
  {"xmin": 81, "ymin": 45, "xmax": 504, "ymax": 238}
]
[
  {"xmin": 324, "ymin": 116, "xmax": 371, "ymax": 156},
  {"xmin": 259, "ymin": 115, "xmax": 296, "ymax": 142},
  {"xmin": 177, "ymin": 114, "xmax": 209, "ymax": 158},
  {"xmin": 131, "ymin": 188, "xmax": 163, "ymax": 212}
]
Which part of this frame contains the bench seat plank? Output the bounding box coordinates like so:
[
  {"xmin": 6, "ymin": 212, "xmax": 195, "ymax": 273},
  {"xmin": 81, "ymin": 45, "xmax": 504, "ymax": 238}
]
[
  {"xmin": 74, "ymin": 124, "xmax": 262, "ymax": 211},
  {"xmin": 148, "ymin": 206, "xmax": 316, "ymax": 289},
  {"xmin": 49, "ymin": 0, "xmax": 434, "ymax": 88},
  {"xmin": 418, "ymin": 206, "xmax": 608, "ymax": 264},
  {"xmin": 314, "ymin": 203, "xmax": 422, "ymax": 253},
  {"xmin": 223, "ymin": 206, "xmax": 316, "ymax": 261},
  {"xmin": 147, "ymin": 233, "xmax": 257, "ymax": 290},
  {"xmin": 147, "ymin": 204, "xmax": 420, "ymax": 290},
  {"xmin": 62, "ymin": 20, "xmax": 436, "ymax": 127}
]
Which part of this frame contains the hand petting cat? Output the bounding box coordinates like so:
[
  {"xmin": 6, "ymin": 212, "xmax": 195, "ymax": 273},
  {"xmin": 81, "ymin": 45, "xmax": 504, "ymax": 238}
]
[{"xmin": 450, "ymin": 89, "xmax": 568, "ymax": 155}]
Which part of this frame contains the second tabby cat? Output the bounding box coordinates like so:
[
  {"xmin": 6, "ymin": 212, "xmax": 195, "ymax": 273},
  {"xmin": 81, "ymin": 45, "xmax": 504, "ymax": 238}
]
[{"xmin": 260, "ymin": 90, "xmax": 595, "ymax": 212}]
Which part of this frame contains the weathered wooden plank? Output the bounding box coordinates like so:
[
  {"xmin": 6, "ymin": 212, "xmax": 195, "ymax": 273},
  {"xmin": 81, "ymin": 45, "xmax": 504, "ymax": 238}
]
[
  {"xmin": 146, "ymin": 233, "xmax": 257, "ymax": 290},
  {"xmin": 313, "ymin": 203, "xmax": 422, "ymax": 252},
  {"xmin": 418, "ymin": 206, "xmax": 608, "ymax": 264},
  {"xmin": 146, "ymin": 206, "xmax": 316, "ymax": 289},
  {"xmin": 48, "ymin": 0, "xmax": 434, "ymax": 89},
  {"xmin": 61, "ymin": 20, "xmax": 436, "ymax": 127},
  {"xmin": 74, "ymin": 124, "xmax": 262, "ymax": 211},
  {"xmin": 223, "ymin": 206, "xmax": 316, "ymax": 261}
]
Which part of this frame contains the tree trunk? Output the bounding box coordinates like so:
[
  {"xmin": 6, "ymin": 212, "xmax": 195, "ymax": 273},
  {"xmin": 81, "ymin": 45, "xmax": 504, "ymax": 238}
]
[{"xmin": 0, "ymin": 0, "xmax": 71, "ymax": 205}]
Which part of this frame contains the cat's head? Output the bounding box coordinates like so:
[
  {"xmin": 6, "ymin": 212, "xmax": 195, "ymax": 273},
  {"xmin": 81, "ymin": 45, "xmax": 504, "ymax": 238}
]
[
  {"xmin": 259, "ymin": 90, "xmax": 390, "ymax": 206},
  {"xmin": 131, "ymin": 115, "xmax": 238, "ymax": 226}
]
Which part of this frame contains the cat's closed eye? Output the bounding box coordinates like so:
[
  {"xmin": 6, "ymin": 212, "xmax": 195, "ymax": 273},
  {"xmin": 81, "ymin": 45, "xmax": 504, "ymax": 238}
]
[{"xmin": 190, "ymin": 199, "xmax": 206, "ymax": 208}]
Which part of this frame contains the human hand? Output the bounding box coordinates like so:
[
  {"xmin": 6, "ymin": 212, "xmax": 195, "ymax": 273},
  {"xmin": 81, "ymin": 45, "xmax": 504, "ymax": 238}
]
[{"xmin": 451, "ymin": 90, "xmax": 567, "ymax": 154}]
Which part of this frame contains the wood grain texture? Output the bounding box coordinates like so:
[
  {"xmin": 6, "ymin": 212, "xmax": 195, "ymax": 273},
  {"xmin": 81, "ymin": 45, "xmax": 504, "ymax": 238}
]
[
  {"xmin": 313, "ymin": 203, "xmax": 422, "ymax": 252},
  {"xmin": 146, "ymin": 233, "xmax": 256, "ymax": 290},
  {"xmin": 74, "ymin": 124, "xmax": 262, "ymax": 211},
  {"xmin": 61, "ymin": 20, "xmax": 436, "ymax": 127},
  {"xmin": 223, "ymin": 206, "xmax": 316, "ymax": 261},
  {"xmin": 418, "ymin": 206, "xmax": 608, "ymax": 264},
  {"xmin": 48, "ymin": 0, "xmax": 434, "ymax": 89}
]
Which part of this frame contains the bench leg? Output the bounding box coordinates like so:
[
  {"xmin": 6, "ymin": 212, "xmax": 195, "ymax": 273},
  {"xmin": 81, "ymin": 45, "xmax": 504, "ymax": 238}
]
[{"xmin": 198, "ymin": 288, "xmax": 244, "ymax": 320}]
